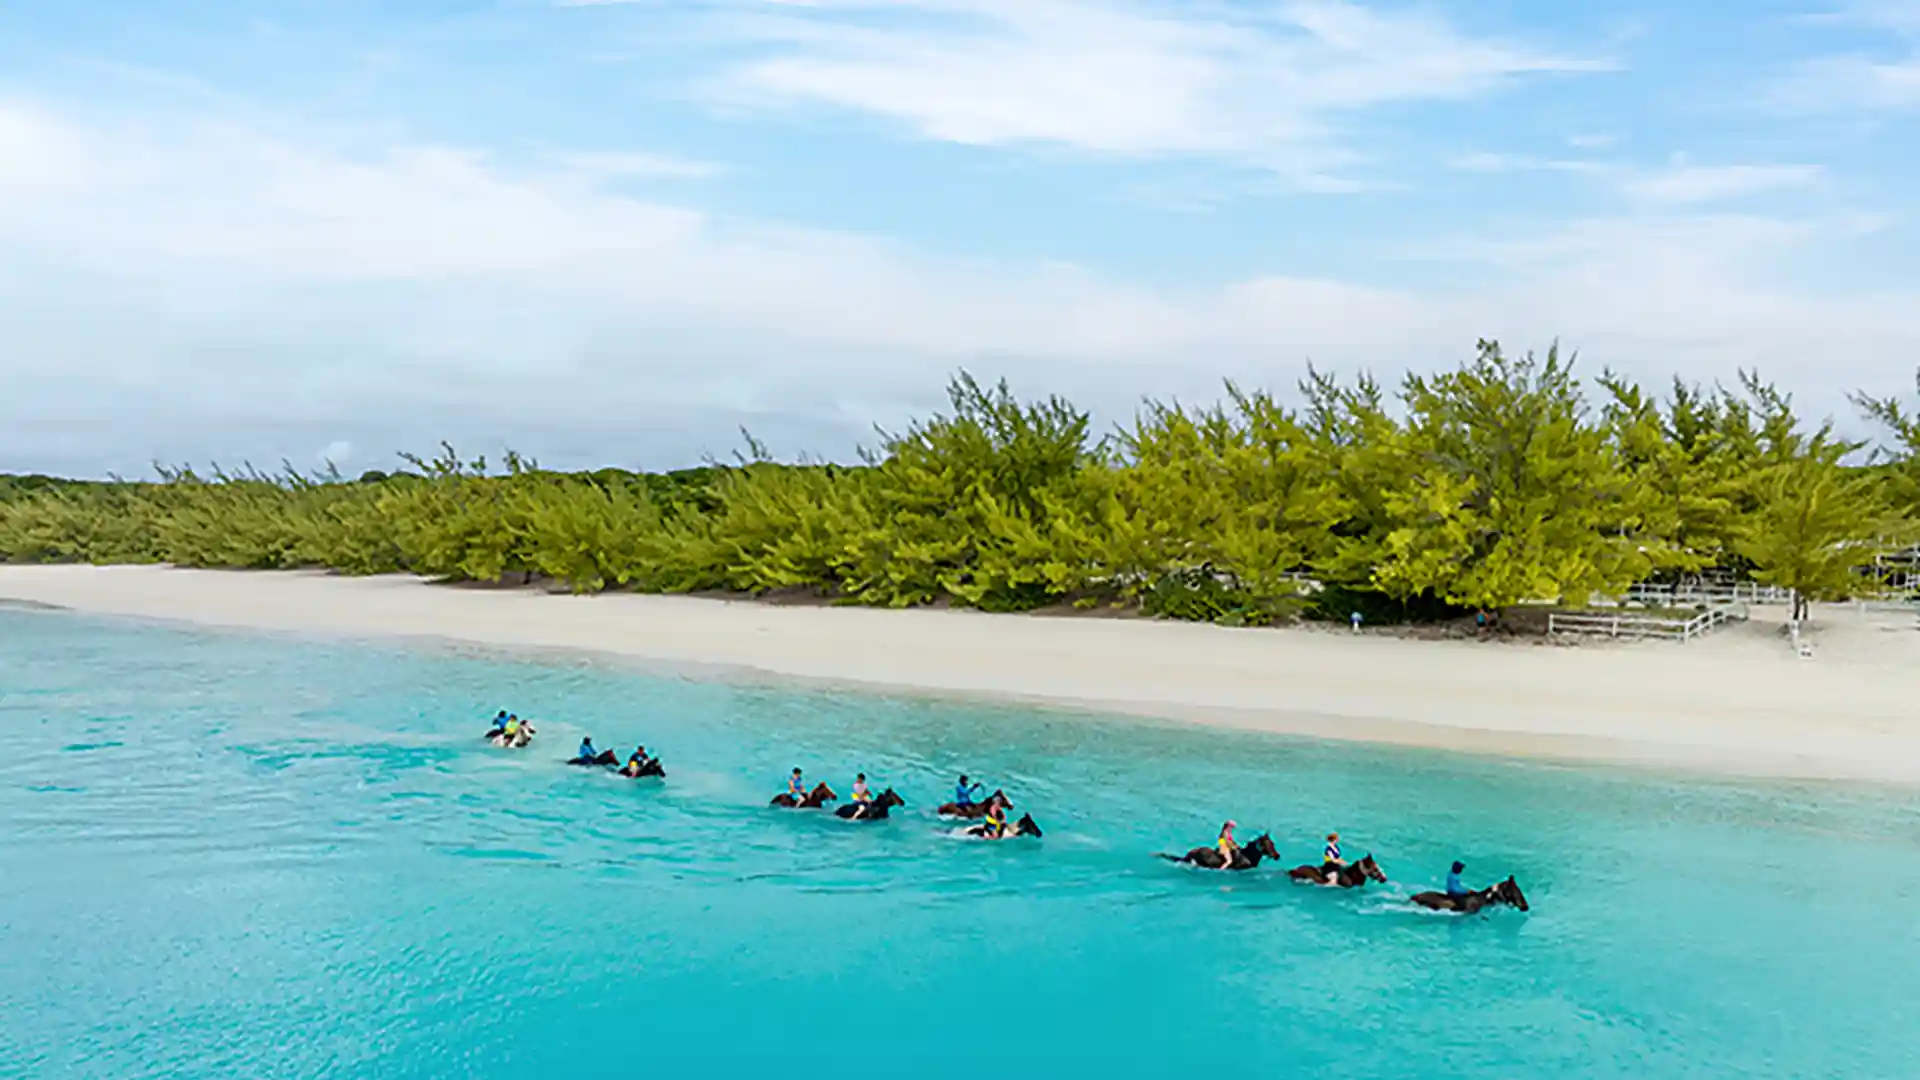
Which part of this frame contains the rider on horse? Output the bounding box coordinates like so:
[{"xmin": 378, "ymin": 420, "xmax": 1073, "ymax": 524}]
[
  {"xmin": 1217, "ymin": 821, "xmax": 1240, "ymax": 868},
  {"xmin": 1323, "ymin": 833, "xmax": 1344, "ymax": 873},
  {"xmin": 981, "ymin": 795, "xmax": 1009, "ymax": 838},
  {"xmin": 954, "ymin": 775, "xmax": 982, "ymax": 810}
]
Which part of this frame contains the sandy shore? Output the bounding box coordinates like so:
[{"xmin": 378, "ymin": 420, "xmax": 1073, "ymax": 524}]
[{"xmin": 4, "ymin": 564, "xmax": 1920, "ymax": 784}]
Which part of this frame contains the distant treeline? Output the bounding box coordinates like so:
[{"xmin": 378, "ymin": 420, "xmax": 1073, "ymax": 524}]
[{"xmin": 6, "ymin": 341, "xmax": 1919, "ymax": 625}]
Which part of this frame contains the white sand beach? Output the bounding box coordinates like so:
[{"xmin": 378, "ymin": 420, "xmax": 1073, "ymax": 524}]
[{"xmin": 4, "ymin": 564, "xmax": 1919, "ymax": 784}]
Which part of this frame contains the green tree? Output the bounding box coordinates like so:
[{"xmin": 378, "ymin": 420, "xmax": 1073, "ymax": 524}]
[
  {"xmin": 1373, "ymin": 340, "xmax": 1654, "ymax": 610},
  {"xmin": 1737, "ymin": 454, "xmax": 1901, "ymax": 621}
]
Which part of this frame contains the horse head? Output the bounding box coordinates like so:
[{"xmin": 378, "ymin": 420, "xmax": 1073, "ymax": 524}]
[
  {"xmin": 1247, "ymin": 834, "xmax": 1280, "ymax": 863},
  {"xmin": 810, "ymin": 782, "xmax": 839, "ymax": 805},
  {"xmin": 878, "ymin": 788, "xmax": 905, "ymax": 809},
  {"xmin": 1356, "ymin": 854, "xmax": 1387, "ymax": 883},
  {"xmin": 1495, "ymin": 876, "xmax": 1529, "ymax": 911},
  {"xmin": 988, "ymin": 789, "xmax": 1011, "ymax": 807},
  {"xmin": 1015, "ymin": 814, "xmax": 1043, "ymax": 837}
]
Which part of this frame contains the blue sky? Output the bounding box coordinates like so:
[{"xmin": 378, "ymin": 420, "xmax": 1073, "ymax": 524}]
[{"xmin": 2, "ymin": 0, "xmax": 1918, "ymax": 475}]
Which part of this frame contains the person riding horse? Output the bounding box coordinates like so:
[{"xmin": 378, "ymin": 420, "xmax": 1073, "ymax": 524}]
[
  {"xmin": 1216, "ymin": 821, "xmax": 1240, "ymax": 867},
  {"xmin": 1412, "ymin": 875, "xmax": 1529, "ymax": 913}
]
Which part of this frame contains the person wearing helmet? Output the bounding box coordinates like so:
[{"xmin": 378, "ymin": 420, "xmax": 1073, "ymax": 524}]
[
  {"xmin": 1216, "ymin": 820, "xmax": 1241, "ymax": 869},
  {"xmin": 980, "ymin": 794, "xmax": 1010, "ymax": 839}
]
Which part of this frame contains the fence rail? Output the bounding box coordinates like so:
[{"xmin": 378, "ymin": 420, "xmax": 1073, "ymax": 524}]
[
  {"xmin": 1548, "ymin": 606, "xmax": 1734, "ymax": 642},
  {"xmin": 1623, "ymin": 582, "xmax": 1794, "ymax": 606}
]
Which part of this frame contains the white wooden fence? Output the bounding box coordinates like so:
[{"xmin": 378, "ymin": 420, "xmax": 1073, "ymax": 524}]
[
  {"xmin": 1547, "ymin": 606, "xmax": 1736, "ymax": 642},
  {"xmin": 1623, "ymin": 582, "xmax": 1794, "ymax": 607}
]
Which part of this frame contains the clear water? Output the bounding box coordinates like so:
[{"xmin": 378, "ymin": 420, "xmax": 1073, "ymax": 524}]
[{"xmin": 3, "ymin": 607, "xmax": 1918, "ymax": 1079}]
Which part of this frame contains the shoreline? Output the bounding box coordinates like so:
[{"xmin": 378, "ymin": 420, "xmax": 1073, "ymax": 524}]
[{"xmin": 5, "ymin": 564, "xmax": 1920, "ymax": 786}]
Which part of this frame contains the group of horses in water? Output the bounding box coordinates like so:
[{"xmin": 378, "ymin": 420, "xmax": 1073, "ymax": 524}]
[
  {"xmin": 1158, "ymin": 832, "xmax": 1529, "ymax": 913},
  {"xmin": 484, "ymin": 716, "xmax": 1527, "ymax": 915},
  {"xmin": 772, "ymin": 780, "xmax": 1045, "ymax": 840}
]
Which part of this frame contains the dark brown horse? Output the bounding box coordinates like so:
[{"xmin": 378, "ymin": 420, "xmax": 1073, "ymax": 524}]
[
  {"xmin": 1288, "ymin": 854, "xmax": 1387, "ymax": 888},
  {"xmin": 1158, "ymin": 833, "xmax": 1282, "ymax": 871},
  {"xmin": 619, "ymin": 757, "xmax": 666, "ymax": 779},
  {"xmin": 835, "ymin": 788, "xmax": 906, "ymax": 821},
  {"xmin": 1411, "ymin": 876, "xmax": 1529, "ymax": 914},
  {"xmin": 965, "ymin": 813, "xmax": 1044, "ymax": 840},
  {"xmin": 770, "ymin": 782, "xmax": 838, "ymax": 809},
  {"xmin": 567, "ymin": 750, "xmax": 620, "ymax": 767},
  {"xmin": 937, "ymin": 789, "xmax": 1011, "ymax": 819}
]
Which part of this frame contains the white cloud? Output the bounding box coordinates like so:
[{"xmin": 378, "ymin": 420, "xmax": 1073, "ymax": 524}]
[
  {"xmin": 688, "ymin": 0, "xmax": 1606, "ymax": 185},
  {"xmin": 1816, "ymin": 0, "xmax": 1920, "ymax": 34},
  {"xmin": 1774, "ymin": 2, "xmax": 1920, "ymax": 110},
  {"xmin": 558, "ymin": 151, "xmax": 725, "ymax": 180},
  {"xmin": 1619, "ymin": 163, "xmax": 1824, "ymax": 205},
  {"xmin": 0, "ymin": 98, "xmax": 1915, "ymax": 476},
  {"xmin": 1447, "ymin": 151, "xmax": 1607, "ymax": 174}
]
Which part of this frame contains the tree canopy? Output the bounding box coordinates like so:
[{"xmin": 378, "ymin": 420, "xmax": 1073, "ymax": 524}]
[{"xmin": 4, "ymin": 342, "xmax": 1913, "ymax": 626}]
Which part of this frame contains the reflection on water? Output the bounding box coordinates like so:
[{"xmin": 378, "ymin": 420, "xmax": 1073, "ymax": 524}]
[{"xmin": 3, "ymin": 610, "xmax": 1918, "ymax": 1079}]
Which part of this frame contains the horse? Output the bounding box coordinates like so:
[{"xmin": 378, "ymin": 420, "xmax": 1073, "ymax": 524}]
[
  {"xmin": 1411, "ymin": 875, "xmax": 1529, "ymax": 914},
  {"xmin": 1158, "ymin": 833, "xmax": 1281, "ymax": 871},
  {"xmin": 771, "ymin": 782, "xmax": 838, "ymax": 809},
  {"xmin": 965, "ymin": 813, "xmax": 1044, "ymax": 840},
  {"xmin": 1288, "ymin": 853, "xmax": 1387, "ymax": 888},
  {"xmin": 835, "ymin": 788, "xmax": 906, "ymax": 821},
  {"xmin": 938, "ymin": 789, "xmax": 1010, "ymax": 819},
  {"xmin": 567, "ymin": 750, "xmax": 620, "ymax": 767},
  {"xmin": 619, "ymin": 757, "xmax": 666, "ymax": 779}
]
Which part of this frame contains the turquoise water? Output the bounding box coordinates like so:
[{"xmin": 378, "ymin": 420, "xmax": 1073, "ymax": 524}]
[{"xmin": 3, "ymin": 609, "xmax": 1919, "ymax": 1079}]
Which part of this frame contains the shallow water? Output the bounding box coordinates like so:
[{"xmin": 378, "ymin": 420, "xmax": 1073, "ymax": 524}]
[{"xmin": 2, "ymin": 608, "xmax": 1918, "ymax": 1078}]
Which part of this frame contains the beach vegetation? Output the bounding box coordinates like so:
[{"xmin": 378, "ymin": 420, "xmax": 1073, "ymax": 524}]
[{"xmin": 3, "ymin": 342, "xmax": 1913, "ymax": 627}]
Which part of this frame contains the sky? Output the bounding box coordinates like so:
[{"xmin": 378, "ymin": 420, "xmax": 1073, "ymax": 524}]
[{"xmin": 2, "ymin": 0, "xmax": 1918, "ymax": 477}]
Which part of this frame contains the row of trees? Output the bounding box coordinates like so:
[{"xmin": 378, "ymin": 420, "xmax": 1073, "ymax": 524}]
[{"xmin": 5, "ymin": 341, "xmax": 1916, "ymax": 625}]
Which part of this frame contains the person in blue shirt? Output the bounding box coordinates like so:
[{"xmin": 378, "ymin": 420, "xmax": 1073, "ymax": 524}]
[
  {"xmin": 1446, "ymin": 861, "xmax": 1469, "ymax": 897},
  {"xmin": 486, "ymin": 710, "xmax": 508, "ymax": 736},
  {"xmin": 954, "ymin": 775, "xmax": 982, "ymax": 809},
  {"xmin": 1323, "ymin": 833, "xmax": 1345, "ymax": 871},
  {"xmin": 787, "ymin": 768, "xmax": 807, "ymax": 801},
  {"xmin": 578, "ymin": 737, "xmax": 597, "ymax": 761}
]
